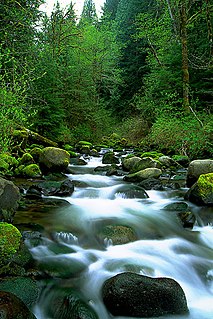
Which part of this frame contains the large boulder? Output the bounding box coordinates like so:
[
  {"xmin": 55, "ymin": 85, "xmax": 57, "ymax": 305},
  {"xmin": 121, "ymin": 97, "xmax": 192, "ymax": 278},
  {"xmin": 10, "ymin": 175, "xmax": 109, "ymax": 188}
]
[
  {"xmin": 186, "ymin": 159, "xmax": 213, "ymax": 187},
  {"xmin": 39, "ymin": 147, "xmax": 70, "ymax": 173},
  {"xmin": 102, "ymin": 272, "xmax": 189, "ymax": 317},
  {"xmin": 0, "ymin": 291, "xmax": 36, "ymax": 319},
  {"xmin": 122, "ymin": 156, "xmax": 141, "ymax": 171},
  {"xmin": 130, "ymin": 157, "xmax": 159, "ymax": 173},
  {"xmin": 0, "ymin": 178, "xmax": 20, "ymax": 221},
  {"xmin": 185, "ymin": 173, "xmax": 213, "ymax": 206},
  {"xmin": 124, "ymin": 168, "xmax": 162, "ymax": 183}
]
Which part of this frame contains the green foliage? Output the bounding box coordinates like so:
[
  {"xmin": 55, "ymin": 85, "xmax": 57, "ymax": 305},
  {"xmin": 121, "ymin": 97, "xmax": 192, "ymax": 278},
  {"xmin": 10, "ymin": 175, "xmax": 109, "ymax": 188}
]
[
  {"xmin": 0, "ymin": 222, "xmax": 22, "ymax": 267},
  {"xmin": 146, "ymin": 113, "xmax": 213, "ymax": 159}
]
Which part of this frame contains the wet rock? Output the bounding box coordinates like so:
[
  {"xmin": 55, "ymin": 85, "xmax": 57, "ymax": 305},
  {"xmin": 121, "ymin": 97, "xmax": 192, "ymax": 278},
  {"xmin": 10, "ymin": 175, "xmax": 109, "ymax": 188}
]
[
  {"xmin": 185, "ymin": 173, "xmax": 213, "ymax": 206},
  {"xmin": 102, "ymin": 272, "xmax": 189, "ymax": 317},
  {"xmin": 163, "ymin": 201, "xmax": 189, "ymax": 212},
  {"xmin": 138, "ymin": 178, "xmax": 164, "ymax": 190},
  {"xmin": 39, "ymin": 147, "xmax": 70, "ymax": 173},
  {"xmin": 0, "ymin": 277, "xmax": 40, "ymax": 309},
  {"xmin": 43, "ymin": 286, "xmax": 98, "ymax": 319},
  {"xmin": 0, "ymin": 291, "xmax": 37, "ymax": 319},
  {"xmin": 122, "ymin": 156, "xmax": 141, "ymax": 171},
  {"xmin": 38, "ymin": 179, "xmax": 74, "ymax": 197},
  {"xmin": 178, "ymin": 211, "xmax": 196, "ymax": 228},
  {"xmin": 130, "ymin": 157, "xmax": 159, "ymax": 173},
  {"xmin": 98, "ymin": 225, "xmax": 137, "ymax": 245},
  {"xmin": 102, "ymin": 151, "xmax": 120, "ymax": 164},
  {"xmin": 186, "ymin": 159, "xmax": 213, "ymax": 187},
  {"xmin": 0, "ymin": 177, "xmax": 20, "ymax": 221},
  {"xmin": 123, "ymin": 168, "xmax": 162, "ymax": 183},
  {"xmin": 114, "ymin": 184, "xmax": 148, "ymax": 199}
]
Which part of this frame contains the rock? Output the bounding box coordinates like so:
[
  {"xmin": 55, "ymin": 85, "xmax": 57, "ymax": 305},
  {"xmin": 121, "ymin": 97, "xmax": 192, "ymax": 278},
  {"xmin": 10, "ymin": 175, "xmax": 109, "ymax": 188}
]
[
  {"xmin": 178, "ymin": 211, "xmax": 196, "ymax": 228},
  {"xmin": 0, "ymin": 178, "xmax": 20, "ymax": 221},
  {"xmin": 114, "ymin": 184, "xmax": 148, "ymax": 199},
  {"xmin": 22, "ymin": 164, "xmax": 42, "ymax": 178},
  {"xmin": 0, "ymin": 277, "xmax": 40, "ymax": 308},
  {"xmin": 39, "ymin": 147, "xmax": 70, "ymax": 173},
  {"xmin": 102, "ymin": 272, "xmax": 189, "ymax": 317},
  {"xmin": 122, "ymin": 156, "xmax": 141, "ymax": 171},
  {"xmin": 163, "ymin": 201, "xmax": 189, "ymax": 212},
  {"xmin": 98, "ymin": 225, "xmax": 137, "ymax": 245},
  {"xmin": 140, "ymin": 151, "xmax": 164, "ymax": 160},
  {"xmin": 42, "ymin": 286, "xmax": 98, "ymax": 319},
  {"xmin": 0, "ymin": 222, "xmax": 22, "ymax": 268},
  {"xmin": 124, "ymin": 168, "xmax": 162, "ymax": 183},
  {"xmin": 130, "ymin": 157, "xmax": 159, "ymax": 173},
  {"xmin": 158, "ymin": 155, "xmax": 180, "ymax": 168},
  {"xmin": 38, "ymin": 179, "xmax": 74, "ymax": 197},
  {"xmin": 0, "ymin": 291, "xmax": 37, "ymax": 319},
  {"xmin": 185, "ymin": 173, "xmax": 213, "ymax": 206},
  {"xmin": 138, "ymin": 178, "xmax": 164, "ymax": 190},
  {"xmin": 186, "ymin": 159, "xmax": 213, "ymax": 187},
  {"xmin": 102, "ymin": 151, "xmax": 120, "ymax": 164},
  {"xmin": 19, "ymin": 153, "xmax": 34, "ymax": 165}
]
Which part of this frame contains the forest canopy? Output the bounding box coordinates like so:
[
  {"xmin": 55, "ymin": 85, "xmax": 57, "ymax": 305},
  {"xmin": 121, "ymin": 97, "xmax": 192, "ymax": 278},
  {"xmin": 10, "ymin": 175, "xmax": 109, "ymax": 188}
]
[{"xmin": 0, "ymin": 0, "xmax": 212, "ymax": 158}]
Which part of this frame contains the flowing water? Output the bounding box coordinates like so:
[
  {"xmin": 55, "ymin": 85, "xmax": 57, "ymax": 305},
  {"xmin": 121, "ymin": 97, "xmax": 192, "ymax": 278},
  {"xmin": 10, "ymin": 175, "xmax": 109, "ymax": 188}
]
[{"xmin": 18, "ymin": 156, "xmax": 213, "ymax": 318}]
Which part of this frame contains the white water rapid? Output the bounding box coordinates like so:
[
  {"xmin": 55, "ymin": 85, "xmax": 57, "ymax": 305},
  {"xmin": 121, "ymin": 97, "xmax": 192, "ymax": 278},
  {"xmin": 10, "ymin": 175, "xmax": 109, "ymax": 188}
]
[{"xmin": 30, "ymin": 156, "xmax": 213, "ymax": 319}]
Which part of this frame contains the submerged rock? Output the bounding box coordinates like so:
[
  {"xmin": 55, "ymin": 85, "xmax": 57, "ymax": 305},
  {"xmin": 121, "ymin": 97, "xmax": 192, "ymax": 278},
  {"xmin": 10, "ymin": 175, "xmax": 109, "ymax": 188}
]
[
  {"xmin": 43, "ymin": 286, "xmax": 98, "ymax": 319},
  {"xmin": 98, "ymin": 225, "xmax": 137, "ymax": 245},
  {"xmin": 0, "ymin": 291, "xmax": 37, "ymax": 319},
  {"xmin": 102, "ymin": 272, "xmax": 189, "ymax": 317}
]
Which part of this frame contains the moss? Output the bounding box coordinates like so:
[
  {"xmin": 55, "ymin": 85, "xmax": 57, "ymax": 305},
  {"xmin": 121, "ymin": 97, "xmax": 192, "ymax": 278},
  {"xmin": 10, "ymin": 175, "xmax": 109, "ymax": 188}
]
[
  {"xmin": 13, "ymin": 130, "xmax": 28, "ymax": 139},
  {"xmin": 77, "ymin": 141, "xmax": 93, "ymax": 147},
  {"xmin": 197, "ymin": 173, "xmax": 213, "ymax": 198},
  {"xmin": 141, "ymin": 151, "xmax": 164, "ymax": 160},
  {"xmin": 22, "ymin": 164, "xmax": 42, "ymax": 178},
  {"xmin": 0, "ymin": 222, "xmax": 22, "ymax": 267},
  {"xmin": 63, "ymin": 144, "xmax": 74, "ymax": 152},
  {"xmin": 19, "ymin": 153, "xmax": 34, "ymax": 165}
]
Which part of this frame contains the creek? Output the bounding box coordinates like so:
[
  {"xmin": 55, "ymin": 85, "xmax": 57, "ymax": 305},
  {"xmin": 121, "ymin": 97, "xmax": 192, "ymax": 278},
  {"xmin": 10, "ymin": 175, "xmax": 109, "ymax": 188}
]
[{"xmin": 15, "ymin": 155, "xmax": 213, "ymax": 319}]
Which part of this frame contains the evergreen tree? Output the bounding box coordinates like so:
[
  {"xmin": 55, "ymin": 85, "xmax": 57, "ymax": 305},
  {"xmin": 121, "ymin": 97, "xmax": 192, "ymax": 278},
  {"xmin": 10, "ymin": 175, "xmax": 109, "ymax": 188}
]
[{"xmin": 80, "ymin": 0, "xmax": 98, "ymax": 25}]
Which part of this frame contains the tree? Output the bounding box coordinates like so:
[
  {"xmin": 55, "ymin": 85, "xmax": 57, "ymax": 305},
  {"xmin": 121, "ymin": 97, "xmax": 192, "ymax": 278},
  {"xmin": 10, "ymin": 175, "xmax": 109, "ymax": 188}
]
[{"xmin": 80, "ymin": 0, "xmax": 98, "ymax": 25}]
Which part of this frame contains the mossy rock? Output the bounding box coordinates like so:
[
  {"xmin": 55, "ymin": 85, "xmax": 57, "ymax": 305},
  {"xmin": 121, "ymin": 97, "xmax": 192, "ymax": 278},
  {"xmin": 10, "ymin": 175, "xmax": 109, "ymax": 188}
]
[
  {"xmin": 39, "ymin": 147, "xmax": 70, "ymax": 173},
  {"xmin": 102, "ymin": 152, "xmax": 120, "ymax": 164},
  {"xmin": 140, "ymin": 151, "xmax": 164, "ymax": 160},
  {"xmin": 98, "ymin": 225, "xmax": 137, "ymax": 245},
  {"xmin": 19, "ymin": 153, "xmax": 34, "ymax": 165},
  {"xmin": 185, "ymin": 173, "xmax": 213, "ymax": 206},
  {"xmin": 0, "ymin": 154, "xmax": 18, "ymax": 176},
  {"xmin": 77, "ymin": 141, "xmax": 93, "ymax": 147},
  {"xmin": 124, "ymin": 168, "xmax": 162, "ymax": 183},
  {"xmin": 0, "ymin": 178, "xmax": 20, "ymax": 221},
  {"xmin": 0, "ymin": 222, "xmax": 22, "ymax": 267},
  {"xmin": 22, "ymin": 164, "xmax": 42, "ymax": 178}
]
